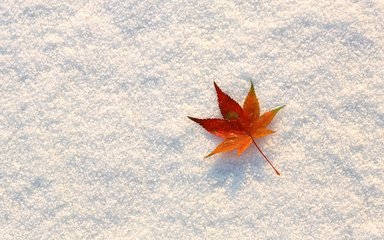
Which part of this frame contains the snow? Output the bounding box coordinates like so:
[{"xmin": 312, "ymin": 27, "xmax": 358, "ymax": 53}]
[{"xmin": 1, "ymin": 0, "xmax": 383, "ymax": 239}]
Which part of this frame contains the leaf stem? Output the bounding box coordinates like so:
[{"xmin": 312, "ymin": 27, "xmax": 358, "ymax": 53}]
[{"xmin": 249, "ymin": 135, "xmax": 280, "ymax": 176}]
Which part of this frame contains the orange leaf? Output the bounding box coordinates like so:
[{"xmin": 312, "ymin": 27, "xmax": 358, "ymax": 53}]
[{"xmin": 189, "ymin": 82, "xmax": 284, "ymax": 175}]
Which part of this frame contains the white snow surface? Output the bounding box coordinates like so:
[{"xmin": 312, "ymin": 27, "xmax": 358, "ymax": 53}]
[{"xmin": 1, "ymin": 0, "xmax": 383, "ymax": 239}]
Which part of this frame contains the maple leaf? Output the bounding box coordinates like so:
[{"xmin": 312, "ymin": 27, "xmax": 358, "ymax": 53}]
[{"xmin": 188, "ymin": 82, "xmax": 284, "ymax": 175}]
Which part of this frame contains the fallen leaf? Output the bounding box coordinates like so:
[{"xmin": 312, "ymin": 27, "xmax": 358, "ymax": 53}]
[{"xmin": 188, "ymin": 82, "xmax": 284, "ymax": 175}]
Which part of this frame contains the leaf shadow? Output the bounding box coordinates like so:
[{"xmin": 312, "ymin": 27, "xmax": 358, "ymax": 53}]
[{"xmin": 205, "ymin": 149, "xmax": 267, "ymax": 197}]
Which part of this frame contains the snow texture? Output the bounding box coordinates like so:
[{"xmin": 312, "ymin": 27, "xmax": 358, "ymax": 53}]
[{"xmin": 1, "ymin": 0, "xmax": 383, "ymax": 239}]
